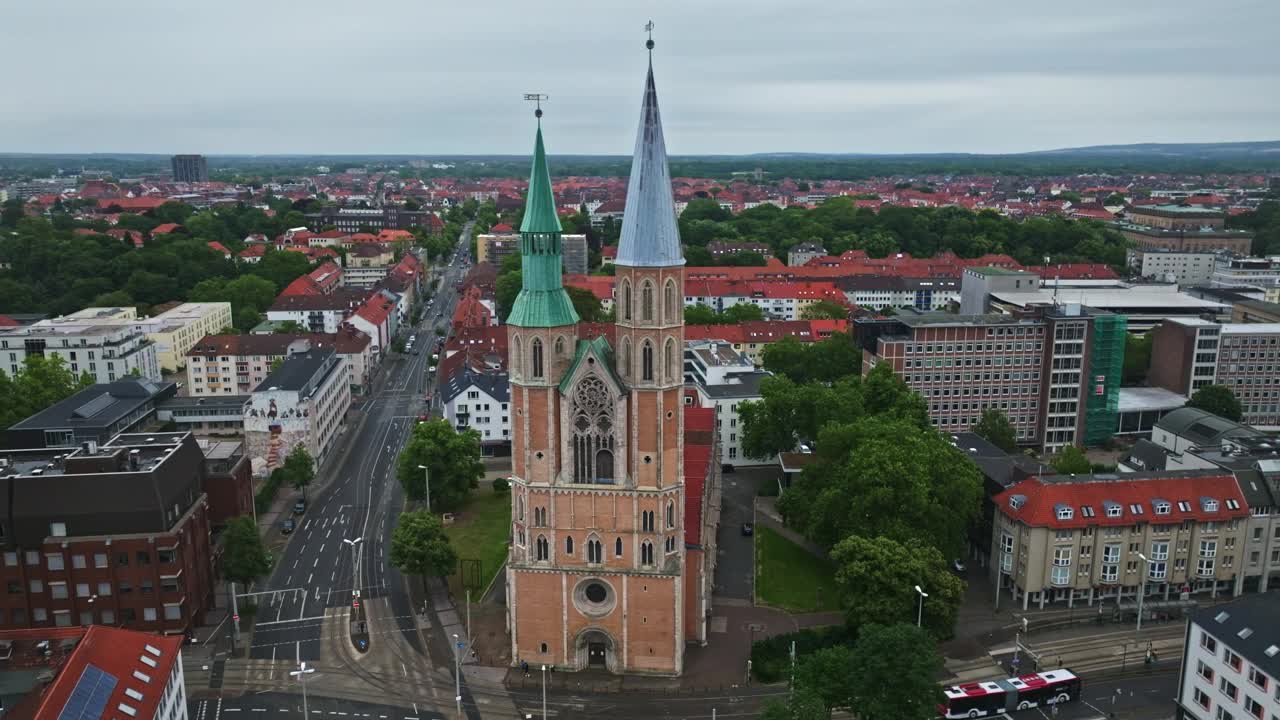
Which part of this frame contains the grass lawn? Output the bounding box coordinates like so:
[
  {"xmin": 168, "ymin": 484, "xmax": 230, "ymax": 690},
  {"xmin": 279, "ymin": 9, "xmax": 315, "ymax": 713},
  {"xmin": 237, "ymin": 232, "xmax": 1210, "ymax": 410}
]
[
  {"xmin": 754, "ymin": 526, "xmax": 842, "ymax": 613},
  {"xmin": 442, "ymin": 486, "xmax": 511, "ymax": 597}
]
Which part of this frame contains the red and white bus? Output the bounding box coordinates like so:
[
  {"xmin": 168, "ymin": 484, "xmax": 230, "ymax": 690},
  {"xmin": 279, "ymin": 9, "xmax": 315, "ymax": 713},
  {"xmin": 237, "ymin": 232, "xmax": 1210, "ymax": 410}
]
[{"xmin": 939, "ymin": 669, "xmax": 1080, "ymax": 718}]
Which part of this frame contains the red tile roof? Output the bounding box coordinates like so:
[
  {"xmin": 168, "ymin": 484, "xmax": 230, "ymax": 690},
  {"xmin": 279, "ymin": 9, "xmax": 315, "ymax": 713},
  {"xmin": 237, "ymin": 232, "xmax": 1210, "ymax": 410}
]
[
  {"xmin": 239, "ymin": 244, "xmax": 268, "ymax": 259},
  {"xmin": 683, "ymin": 405, "xmax": 716, "ymax": 547},
  {"xmin": 96, "ymin": 197, "xmax": 166, "ymax": 212},
  {"xmin": 601, "ymin": 246, "xmax": 618, "ymax": 259},
  {"xmin": 150, "ymin": 223, "xmax": 181, "ymax": 234},
  {"xmin": 355, "ymin": 295, "xmax": 395, "ymax": 327},
  {"xmin": 207, "ymin": 241, "xmax": 231, "ymax": 257},
  {"xmin": 488, "ymin": 223, "xmax": 514, "ymax": 233},
  {"xmin": 994, "ymin": 473, "xmax": 1248, "ymax": 530},
  {"xmin": 24, "ymin": 625, "xmax": 182, "ymax": 720},
  {"xmin": 1025, "ymin": 263, "xmax": 1119, "ymax": 280},
  {"xmin": 0, "ymin": 314, "xmax": 19, "ymax": 327}
]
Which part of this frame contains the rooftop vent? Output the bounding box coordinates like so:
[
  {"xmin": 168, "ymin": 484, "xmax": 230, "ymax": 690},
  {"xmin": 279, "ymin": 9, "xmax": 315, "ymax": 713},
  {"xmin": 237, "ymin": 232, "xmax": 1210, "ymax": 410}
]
[
  {"xmin": 1215, "ymin": 611, "xmax": 1230, "ymax": 623},
  {"xmin": 1238, "ymin": 628, "xmax": 1254, "ymax": 639}
]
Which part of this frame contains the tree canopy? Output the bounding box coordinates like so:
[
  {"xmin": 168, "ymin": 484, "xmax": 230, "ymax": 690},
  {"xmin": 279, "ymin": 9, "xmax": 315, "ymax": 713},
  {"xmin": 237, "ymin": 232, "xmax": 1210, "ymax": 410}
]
[
  {"xmin": 395, "ymin": 419, "xmax": 484, "ymax": 510},
  {"xmin": 221, "ymin": 515, "xmax": 272, "ymax": 586},
  {"xmin": 1186, "ymin": 383, "xmax": 1243, "ymax": 422},
  {"xmin": 283, "ymin": 445, "xmax": 316, "ymax": 500},
  {"xmin": 760, "ymin": 333, "xmax": 861, "ymax": 385},
  {"xmin": 1051, "ymin": 445, "xmax": 1093, "ymax": 475},
  {"xmin": 683, "ymin": 302, "xmax": 766, "ymax": 325},
  {"xmin": 389, "ymin": 510, "xmax": 458, "ymax": 593},
  {"xmin": 846, "ymin": 624, "xmax": 945, "ymax": 720},
  {"xmin": 972, "ymin": 408, "xmax": 1017, "ymax": 453},
  {"xmin": 799, "ymin": 300, "xmax": 849, "ymax": 321},
  {"xmin": 0, "ymin": 356, "xmax": 95, "ymax": 430},
  {"xmin": 831, "ymin": 535, "xmax": 965, "ymax": 639}
]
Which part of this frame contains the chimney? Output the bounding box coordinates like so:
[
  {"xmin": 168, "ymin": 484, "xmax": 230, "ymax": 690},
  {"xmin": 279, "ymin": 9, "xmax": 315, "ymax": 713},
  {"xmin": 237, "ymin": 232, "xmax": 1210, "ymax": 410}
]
[{"xmin": 86, "ymin": 440, "xmax": 98, "ymax": 455}]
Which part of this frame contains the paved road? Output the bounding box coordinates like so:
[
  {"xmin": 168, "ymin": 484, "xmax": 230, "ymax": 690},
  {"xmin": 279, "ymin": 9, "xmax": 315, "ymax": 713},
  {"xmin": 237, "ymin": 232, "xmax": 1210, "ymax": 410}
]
[
  {"xmin": 244, "ymin": 234, "xmax": 473, "ymax": 668},
  {"xmin": 716, "ymin": 467, "xmax": 773, "ymax": 600},
  {"xmin": 191, "ymin": 691, "xmax": 445, "ymax": 720}
]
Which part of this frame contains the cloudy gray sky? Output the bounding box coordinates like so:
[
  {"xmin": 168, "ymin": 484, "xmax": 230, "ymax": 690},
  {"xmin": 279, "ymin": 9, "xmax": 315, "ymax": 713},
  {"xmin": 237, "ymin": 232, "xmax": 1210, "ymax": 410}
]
[{"xmin": 3, "ymin": 0, "xmax": 1277, "ymax": 155}]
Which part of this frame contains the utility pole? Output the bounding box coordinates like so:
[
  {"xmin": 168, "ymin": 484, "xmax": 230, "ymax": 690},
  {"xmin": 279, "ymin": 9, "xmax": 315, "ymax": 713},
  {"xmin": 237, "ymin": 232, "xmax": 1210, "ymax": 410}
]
[
  {"xmin": 229, "ymin": 581, "xmax": 240, "ymax": 653},
  {"xmin": 417, "ymin": 464, "xmax": 432, "ymax": 512},
  {"xmin": 541, "ymin": 664, "xmax": 548, "ymax": 720},
  {"xmin": 453, "ymin": 633, "xmax": 463, "ymax": 720},
  {"xmin": 466, "ymin": 588, "xmax": 472, "ymax": 645}
]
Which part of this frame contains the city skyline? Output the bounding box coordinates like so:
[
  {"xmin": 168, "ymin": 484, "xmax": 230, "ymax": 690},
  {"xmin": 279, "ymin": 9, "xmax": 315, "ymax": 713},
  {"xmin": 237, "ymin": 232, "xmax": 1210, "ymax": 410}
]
[{"xmin": 2, "ymin": 0, "xmax": 1278, "ymax": 156}]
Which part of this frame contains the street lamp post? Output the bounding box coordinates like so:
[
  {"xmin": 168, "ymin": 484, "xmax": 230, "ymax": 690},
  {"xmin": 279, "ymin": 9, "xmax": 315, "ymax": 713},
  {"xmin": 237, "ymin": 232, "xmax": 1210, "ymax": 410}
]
[
  {"xmin": 417, "ymin": 464, "xmax": 431, "ymax": 512},
  {"xmin": 914, "ymin": 585, "xmax": 929, "ymax": 628},
  {"xmin": 343, "ymin": 537, "xmax": 363, "ymax": 597},
  {"xmin": 541, "ymin": 664, "xmax": 547, "ymax": 720},
  {"xmin": 453, "ymin": 633, "xmax": 462, "ymax": 719},
  {"xmin": 1136, "ymin": 552, "xmax": 1151, "ymax": 633},
  {"xmin": 290, "ymin": 661, "xmax": 315, "ymax": 718}
]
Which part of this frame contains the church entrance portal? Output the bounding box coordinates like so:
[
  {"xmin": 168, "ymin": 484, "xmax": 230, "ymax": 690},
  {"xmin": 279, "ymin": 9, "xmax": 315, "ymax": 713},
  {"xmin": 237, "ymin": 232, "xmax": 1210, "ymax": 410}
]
[
  {"xmin": 588, "ymin": 642, "xmax": 607, "ymax": 667},
  {"xmin": 573, "ymin": 629, "xmax": 616, "ymax": 673}
]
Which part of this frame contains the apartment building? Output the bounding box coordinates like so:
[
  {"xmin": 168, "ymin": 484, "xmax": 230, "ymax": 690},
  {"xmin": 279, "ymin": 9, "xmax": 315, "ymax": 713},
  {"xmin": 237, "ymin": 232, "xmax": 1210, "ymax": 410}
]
[
  {"xmin": 477, "ymin": 232, "xmax": 587, "ymax": 273},
  {"xmin": 683, "ymin": 319, "xmax": 848, "ymax": 366},
  {"xmin": 684, "ymin": 279, "xmax": 847, "ymax": 321},
  {"xmin": 171, "ymin": 154, "xmax": 207, "ymax": 183},
  {"xmin": 991, "ymin": 470, "xmax": 1249, "ymax": 611},
  {"xmin": 1211, "ymin": 255, "xmax": 1280, "ymax": 292},
  {"xmin": 187, "ymin": 329, "xmax": 374, "ymax": 396},
  {"xmin": 304, "ymin": 206, "xmax": 436, "ymax": 233},
  {"xmin": 0, "ymin": 432, "xmax": 216, "ymax": 634},
  {"xmin": 135, "ymin": 303, "xmax": 233, "ymax": 372},
  {"xmin": 342, "ymin": 243, "xmax": 396, "ymax": 288},
  {"xmin": 836, "ymin": 275, "xmax": 960, "ymax": 312},
  {"xmin": 1121, "ymin": 409, "xmax": 1280, "ymax": 595},
  {"xmin": 440, "ymin": 365, "xmax": 510, "ymax": 454},
  {"xmin": 243, "ymin": 349, "xmax": 350, "ymax": 474},
  {"xmin": 0, "ymin": 309, "xmax": 160, "ymax": 382},
  {"xmin": 856, "ymin": 306, "xmax": 1127, "ymax": 451},
  {"xmin": 787, "ymin": 242, "xmax": 825, "ymax": 267},
  {"xmin": 1233, "ymin": 299, "xmax": 1280, "ymax": 324},
  {"xmin": 1, "ymin": 625, "xmax": 187, "ymax": 720},
  {"xmin": 1127, "ymin": 249, "xmax": 1218, "ymax": 285},
  {"xmin": 1174, "ymin": 593, "xmax": 1280, "ymax": 720},
  {"xmin": 683, "ymin": 340, "xmax": 771, "ymax": 467},
  {"xmin": 1149, "ymin": 320, "xmax": 1280, "ymax": 430},
  {"xmin": 265, "ymin": 289, "xmax": 369, "ymax": 334}
]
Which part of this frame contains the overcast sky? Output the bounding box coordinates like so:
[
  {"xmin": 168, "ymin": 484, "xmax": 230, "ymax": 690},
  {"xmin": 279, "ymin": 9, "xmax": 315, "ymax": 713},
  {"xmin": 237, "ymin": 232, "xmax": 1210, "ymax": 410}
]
[{"xmin": 3, "ymin": 0, "xmax": 1278, "ymax": 156}]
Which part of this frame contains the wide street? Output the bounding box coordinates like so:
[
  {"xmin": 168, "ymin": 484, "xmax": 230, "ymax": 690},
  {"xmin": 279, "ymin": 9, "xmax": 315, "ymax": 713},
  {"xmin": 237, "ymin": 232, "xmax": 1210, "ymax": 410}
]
[{"xmin": 240, "ymin": 228, "xmax": 473, "ymax": 678}]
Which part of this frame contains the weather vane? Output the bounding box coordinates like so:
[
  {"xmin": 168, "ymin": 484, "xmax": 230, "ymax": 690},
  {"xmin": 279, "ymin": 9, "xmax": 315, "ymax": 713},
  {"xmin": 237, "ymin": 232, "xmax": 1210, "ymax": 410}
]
[
  {"xmin": 523, "ymin": 93, "xmax": 549, "ymax": 119},
  {"xmin": 645, "ymin": 20, "xmax": 655, "ymax": 51}
]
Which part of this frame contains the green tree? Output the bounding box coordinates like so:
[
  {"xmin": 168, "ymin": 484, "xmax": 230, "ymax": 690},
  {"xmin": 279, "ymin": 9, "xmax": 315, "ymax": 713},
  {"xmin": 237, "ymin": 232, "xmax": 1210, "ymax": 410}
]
[
  {"xmin": 0, "ymin": 355, "xmax": 95, "ymax": 430},
  {"xmin": 565, "ymin": 285, "xmax": 603, "ymax": 322},
  {"xmin": 274, "ymin": 320, "xmax": 306, "ymax": 334},
  {"xmin": 793, "ymin": 645, "xmax": 857, "ymax": 713},
  {"xmin": 396, "ymin": 419, "xmax": 484, "ymax": 510},
  {"xmin": 721, "ymin": 303, "xmax": 766, "ymax": 323},
  {"xmin": 1, "ymin": 199, "xmax": 24, "ymax": 228},
  {"xmin": 778, "ymin": 416, "xmax": 983, "ymax": 556},
  {"xmin": 799, "ymin": 300, "xmax": 848, "ymax": 321},
  {"xmin": 684, "ymin": 303, "xmax": 720, "ymax": 325},
  {"xmin": 1187, "ymin": 383, "xmax": 1243, "ymax": 422},
  {"xmin": 761, "ymin": 333, "xmax": 860, "ymax": 384},
  {"xmin": 283, "ymin": 445, "xmax": 315, "ymax": 502},
  {"xmin": 250, "ymin": 249, "xmax": 313, "ymax": 290},
  {"xmin": 221, "ymin": 515, "xmax": 272, "ymax": 586},
  {"xmin": 1051, "ymin": 445, "xmax": 1092, "ymax": 474},
  {"xmin": 495, "ymin": 270, "xmax": 522, "ymax": 322},
  {"xmin": 972, "ymin": 409, "xmax": 1017, "ymax": 453},
  {"xmin": 831, "ymin": 535, "xmax": 965, "ymax": 639},
  {"xmin": 389, "ymin": 510, "xmax": 459, "ymax": 594},
  {"xmin": 759, "ymin": 687, "xmax": 830, "ymax": 720},
  {"xmin": 1123, "ymin": 332, "xmax": 1154, "ymax": 384},
  {"xmin": 847, "ymin": 624, "xmax": 945, "ymax": 720},
  {"xmin": 740, "ymin": 376, "xmax": 864, "ymax": 459}
]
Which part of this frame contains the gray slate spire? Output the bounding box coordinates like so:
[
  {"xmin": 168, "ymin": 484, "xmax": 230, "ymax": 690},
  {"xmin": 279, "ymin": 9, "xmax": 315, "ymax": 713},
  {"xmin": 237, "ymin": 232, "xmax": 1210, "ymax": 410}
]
[{"xmin": 615, "ymin": 55, "xmax": 685, "ymax": 268}]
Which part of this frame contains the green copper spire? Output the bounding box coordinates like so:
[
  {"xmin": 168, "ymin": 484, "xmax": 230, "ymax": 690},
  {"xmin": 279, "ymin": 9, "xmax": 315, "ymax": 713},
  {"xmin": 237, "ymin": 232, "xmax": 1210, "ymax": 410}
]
[{"xmin": 507, "ymin": 115, "xmax": 579, "ymax": 328}]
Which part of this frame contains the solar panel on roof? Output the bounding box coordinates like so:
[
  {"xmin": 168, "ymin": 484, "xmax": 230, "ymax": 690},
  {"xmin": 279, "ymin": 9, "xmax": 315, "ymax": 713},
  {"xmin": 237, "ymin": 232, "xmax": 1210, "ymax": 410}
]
[
  {"xmin": 72, "ymin": 393, "xmax": 115, "ymax": 419},
  {"xmin": 58, "ymin": 664, "xmax": 118, "ymax": 720}
]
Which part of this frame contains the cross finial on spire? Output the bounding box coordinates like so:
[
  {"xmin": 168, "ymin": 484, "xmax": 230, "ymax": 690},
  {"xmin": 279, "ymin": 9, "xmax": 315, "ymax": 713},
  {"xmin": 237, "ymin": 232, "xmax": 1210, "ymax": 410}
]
[
  {"xmin": 644, "ymin": 20, "xmax": 655, "ymax": 55},
  {"xmin": 523, "ymin": 93, "xmax": 549, "ymax": 122}
]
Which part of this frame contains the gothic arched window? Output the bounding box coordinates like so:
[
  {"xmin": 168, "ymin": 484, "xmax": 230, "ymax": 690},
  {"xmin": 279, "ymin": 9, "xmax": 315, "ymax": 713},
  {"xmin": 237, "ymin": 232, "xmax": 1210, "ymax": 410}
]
[
  {"xmin": 666, "ymin": 500, "xmax": 675, "ymax": 529},
  {"xmin": 511, "ymin": 335, "xmax": 522, "ymax": 377},
  {"xmin": 642, "ymin": 510, "xmax": 655, "ymax": 532},
  {"xmin": 664, "ymin": 279, "xmax": 678, "ymax": 324},
  {"xmin": 531, "ymin": 338, "xmax": 544, "ymax": 379},
  {"xmin": 516, "ymin": 496, "xmax": 524, "ymax": 521},
  {"xmin": 642, "ymin": 341, "xmax": 654, "ymax": 381},
  {"xmin": 619, "ymin": 337, "xmax": 632, "ymax": 379},
  {"xmin": 621, "ymin": 280, "xmax": 633, "ymax": 321},
  {"xmin": 641, "ymin": 281, "xmax": 655, "ymax": 322},
  {"xmin": 570, "ymin": 375, "xmax": 616, "ymax": 484},
  {"xmin": 565, "ymin": 536, "xmax": 574, "ymax": 556},
  {"xmin": 554, "ymin": 335, "xmax": 566, "ymax": 359},
  {"xmin": 536, "ymin": 536, "xmax": 548, "ymax": 561},
  {"xmin": 587, "ymin": 536, "xmax": 602, "ymax": 564},
  {"xmin": 615, "ymin": 537, "xmax": 623, "ymax": 558},
  {"xmin": 664, "ymin": 338, "xmax": 678, "ymax": 383},
  {"xmin": 641, "ymin": 541, "xmax": 654, "ymax": 566}
]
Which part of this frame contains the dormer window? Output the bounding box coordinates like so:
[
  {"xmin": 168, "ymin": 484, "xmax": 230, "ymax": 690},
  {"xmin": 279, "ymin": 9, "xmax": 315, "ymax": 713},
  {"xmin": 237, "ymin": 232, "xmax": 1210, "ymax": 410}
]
[
  {"xmin": 1081, "ymin": 506, "xmax": 1095, "ymax": 518},
  {"xmin": 1154, "ymin": 501, "xmax": 1171, "ymax": 515},
  {"xmin": 1009, "ymin": 494, "xmax": 1026, "ymax": 510},
  {"xmin": 1129, "ymin": 504, "xmax": 1144, "ymax": 516},
  {"xmin": 1055, "ymin": 505, "xmax": 1073, "ymax": 521},
  {"xmin": 1202, "ymin": 498, "xmax": 1219, "ymax": 513},
  {"xmin": 1105, "ymin": 503, "xmax": 1122, "ymax": 518},
  {"xmin": 1225, "ymin": 499, "xmax": 1240, "ymax": 510},
  {"xmin": 1178, "ymin": 501, "xmax": 1192, "ymax": 513}
]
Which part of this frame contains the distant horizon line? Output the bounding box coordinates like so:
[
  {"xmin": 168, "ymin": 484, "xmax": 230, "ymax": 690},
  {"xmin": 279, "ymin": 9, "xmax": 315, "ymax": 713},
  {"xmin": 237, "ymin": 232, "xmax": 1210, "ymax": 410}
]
[{"xmin": 2, "ymin": 139, "xmax": 1280, "ymax": 162}]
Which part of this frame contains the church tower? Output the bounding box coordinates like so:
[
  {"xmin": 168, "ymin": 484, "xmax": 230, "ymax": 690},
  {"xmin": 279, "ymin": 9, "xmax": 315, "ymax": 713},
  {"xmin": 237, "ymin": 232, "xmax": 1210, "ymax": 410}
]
[{"xmin": 507, "ymin": 38, "xmax": 689, "ymax": 676}]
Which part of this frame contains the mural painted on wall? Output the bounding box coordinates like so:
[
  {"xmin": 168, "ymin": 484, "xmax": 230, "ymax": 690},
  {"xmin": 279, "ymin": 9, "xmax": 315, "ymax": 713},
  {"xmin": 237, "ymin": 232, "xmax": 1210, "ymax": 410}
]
[{"xmin": 244, "ymin": 392, "xmax": 311, "ymax": 475}]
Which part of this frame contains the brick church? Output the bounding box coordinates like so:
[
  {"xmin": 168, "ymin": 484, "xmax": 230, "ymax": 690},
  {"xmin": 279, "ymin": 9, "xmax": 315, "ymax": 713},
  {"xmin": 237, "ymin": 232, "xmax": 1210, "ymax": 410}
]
[{"xmin": 505, "ymin": 42, "xmax": 719, "ymax": 675}]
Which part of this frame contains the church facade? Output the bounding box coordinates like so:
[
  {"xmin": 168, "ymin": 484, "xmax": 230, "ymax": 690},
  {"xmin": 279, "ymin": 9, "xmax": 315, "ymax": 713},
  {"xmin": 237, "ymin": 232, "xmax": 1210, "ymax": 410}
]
[{"xmin": 505, "ymin": 48, "xmax": 717, "ymax": 676}]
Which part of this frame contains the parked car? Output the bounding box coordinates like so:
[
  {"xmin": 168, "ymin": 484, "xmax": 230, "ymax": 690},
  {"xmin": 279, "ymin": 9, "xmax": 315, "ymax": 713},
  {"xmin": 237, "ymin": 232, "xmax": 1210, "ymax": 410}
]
[
  {"xmin": 281, "ymin": 518, "xmax": 296, "ymax": 534},
  {"xmin": 293, "ymin": 499, "xmax": 306, "ymax": 515},
  {"xmin": 741, "ymin": 522, "xmax": 754, "ymax": 536},
  {"xmin": 951, "ymin": 559, "xmax": 967, "ymax": 574}
]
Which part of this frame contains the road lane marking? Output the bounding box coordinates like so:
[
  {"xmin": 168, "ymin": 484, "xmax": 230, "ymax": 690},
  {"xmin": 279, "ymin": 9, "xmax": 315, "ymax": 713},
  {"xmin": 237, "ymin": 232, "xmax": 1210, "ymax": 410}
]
[
  {"xmin": 307, "ymin": 573, "xmax": 313, "ymax": 584},
  {"xmin": 318, "ymin": 543, "xmax": 325, "ymax": 554},
  {"xmin": 253, "ymin": 615, "xmax": 328, "ymax": 626}
]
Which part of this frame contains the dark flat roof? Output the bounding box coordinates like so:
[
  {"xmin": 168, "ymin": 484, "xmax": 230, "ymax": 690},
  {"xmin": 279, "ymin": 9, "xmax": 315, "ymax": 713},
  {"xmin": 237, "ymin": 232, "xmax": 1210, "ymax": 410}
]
[
  {"xmin": 254, "ymin": 349, "xmax": 337, "ymax": 393},
  {"xmin": 8, "ymin": 380, "xmax": 175, "ymax": 433}
]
